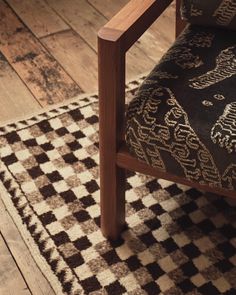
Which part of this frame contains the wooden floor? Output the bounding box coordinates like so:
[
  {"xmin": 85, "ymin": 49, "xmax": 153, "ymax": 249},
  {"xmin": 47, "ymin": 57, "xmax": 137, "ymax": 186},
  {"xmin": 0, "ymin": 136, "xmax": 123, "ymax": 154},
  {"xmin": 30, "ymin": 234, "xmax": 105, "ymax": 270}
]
[{"xmin": 0, "ymin": 0, "xmax": 175, "ymax": 293}]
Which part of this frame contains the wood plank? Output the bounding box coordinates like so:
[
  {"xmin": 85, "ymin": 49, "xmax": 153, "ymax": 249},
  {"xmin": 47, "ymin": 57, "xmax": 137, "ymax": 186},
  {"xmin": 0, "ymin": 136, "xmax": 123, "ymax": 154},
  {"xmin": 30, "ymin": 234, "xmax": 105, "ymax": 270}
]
[
  {"xmin": 88, "ymin": 0, "xmax": 129, "ymax": 19},
  {"xmin": 135, "ymin": 6, "xmax": 175, "ymax": 62},
  {"xmin": 42, "ymin": 30, "xmax": 98, "ymax": 92},
  {"xmin": 47, "ymin": 0, "xmax": 155, "ymax": 80},
  {"xmin": 126, "ymin": 45, "xmax": 156, "ymax": 78},
  {"xmin": 0, "ymin": 0, "xmax": 81, "ymax": 106},
  {"xmin": 47, "ymin": 0, "xmax": 105, "ymax": 51},
  {"xmin": 0, "ymin": 52, "xmax": 41, "ymax": 123},
  {"xmin": 7, "ymin": 0, "xmax": 69, "ymax": 38},
  {"xmin": 0, "ymin": 198, "xmax": 55, "ymax": 295},
  {"xmin": 0, "ymin": 233, "xmax": 31, "ymax": 295},
  {"xmin": 149, "ymin": 2, "xmax": 175, "ymax": 45}
]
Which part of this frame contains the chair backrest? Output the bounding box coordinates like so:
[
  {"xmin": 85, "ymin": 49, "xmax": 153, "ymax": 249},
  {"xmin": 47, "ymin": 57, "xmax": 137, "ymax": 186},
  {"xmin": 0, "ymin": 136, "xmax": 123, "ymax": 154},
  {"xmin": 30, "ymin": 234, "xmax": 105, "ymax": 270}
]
[{"xmin": 181, "ymin": 0, "xmax": 236, "ymax": 30}]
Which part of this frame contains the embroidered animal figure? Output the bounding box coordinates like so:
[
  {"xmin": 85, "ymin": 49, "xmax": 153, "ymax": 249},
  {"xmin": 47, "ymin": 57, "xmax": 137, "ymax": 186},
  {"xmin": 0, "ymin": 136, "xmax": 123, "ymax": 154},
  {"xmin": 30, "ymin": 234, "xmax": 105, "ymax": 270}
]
[{"xmin": 189, "ymin": 46, "xmax": 236, "ymax": 89}]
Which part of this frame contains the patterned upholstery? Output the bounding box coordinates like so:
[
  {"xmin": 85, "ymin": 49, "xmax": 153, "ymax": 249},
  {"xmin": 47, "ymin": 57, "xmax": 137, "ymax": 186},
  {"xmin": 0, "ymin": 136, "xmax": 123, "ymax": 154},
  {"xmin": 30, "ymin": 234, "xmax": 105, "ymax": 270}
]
[
  {"xmin": 125, "ymin": 25, "xmax": 236, "ymax": 191},
  {"xmin": 181, "ymin": 0, "xmax": 236, "ymax": 30}
]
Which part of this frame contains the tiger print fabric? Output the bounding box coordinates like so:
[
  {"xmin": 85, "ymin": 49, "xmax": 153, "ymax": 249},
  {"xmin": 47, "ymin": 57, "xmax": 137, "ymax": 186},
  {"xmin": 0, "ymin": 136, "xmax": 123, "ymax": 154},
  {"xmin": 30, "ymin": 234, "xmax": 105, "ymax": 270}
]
[
  {"xmin": 125, "ymin": 25, "xmax": 236, "ymax": 191},
  {"xmin": 181, "ymin": 0, "xmax": 236, "ymax": 30}
]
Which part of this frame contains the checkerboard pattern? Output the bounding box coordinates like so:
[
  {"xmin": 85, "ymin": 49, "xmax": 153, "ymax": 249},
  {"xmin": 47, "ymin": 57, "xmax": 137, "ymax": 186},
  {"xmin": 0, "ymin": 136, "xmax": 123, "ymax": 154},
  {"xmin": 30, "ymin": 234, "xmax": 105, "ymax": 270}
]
[{"xmin": 0, "ymin": 81, "xmax": 235, "ymax": 295}]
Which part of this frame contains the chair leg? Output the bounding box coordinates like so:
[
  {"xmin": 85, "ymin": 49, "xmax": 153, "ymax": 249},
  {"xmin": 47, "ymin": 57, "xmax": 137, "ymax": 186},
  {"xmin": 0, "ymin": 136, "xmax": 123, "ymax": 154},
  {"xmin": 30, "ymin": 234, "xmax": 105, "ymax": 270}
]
[
  {"xmin": 98, "ymin": 32, "xmax": 126, "ymax": 240},
  {"xmin": 100, "ymin": 163, "xmax": 126, "ymax": 240}
]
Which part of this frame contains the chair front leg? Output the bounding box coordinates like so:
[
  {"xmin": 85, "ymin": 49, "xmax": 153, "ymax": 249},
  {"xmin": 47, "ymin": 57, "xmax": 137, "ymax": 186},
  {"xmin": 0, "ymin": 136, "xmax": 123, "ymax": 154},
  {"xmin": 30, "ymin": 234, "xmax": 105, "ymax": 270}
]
[
  {"xmin": 98, "ymin": 30, "xmax": 126, "ymax": 240},
  {"xmin": 100, "ymin": 162, "xmax": 126, "ymax": 240}
]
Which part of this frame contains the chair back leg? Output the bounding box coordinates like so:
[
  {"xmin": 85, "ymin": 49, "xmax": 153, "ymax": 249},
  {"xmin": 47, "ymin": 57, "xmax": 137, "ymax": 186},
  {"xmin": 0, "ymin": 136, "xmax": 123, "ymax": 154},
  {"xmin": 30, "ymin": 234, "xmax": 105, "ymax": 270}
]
[{"xmin": 176, "ymin": 0, "xmax": 187, "ymax": 37}]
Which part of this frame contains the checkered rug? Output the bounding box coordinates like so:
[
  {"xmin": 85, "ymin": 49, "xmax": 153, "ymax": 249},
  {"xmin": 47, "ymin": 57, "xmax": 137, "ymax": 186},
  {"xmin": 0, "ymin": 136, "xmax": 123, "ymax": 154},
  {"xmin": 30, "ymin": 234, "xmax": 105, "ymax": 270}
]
[{"xmin": 0, "ymin": 79, "xmax": 235, "ymax": 295}]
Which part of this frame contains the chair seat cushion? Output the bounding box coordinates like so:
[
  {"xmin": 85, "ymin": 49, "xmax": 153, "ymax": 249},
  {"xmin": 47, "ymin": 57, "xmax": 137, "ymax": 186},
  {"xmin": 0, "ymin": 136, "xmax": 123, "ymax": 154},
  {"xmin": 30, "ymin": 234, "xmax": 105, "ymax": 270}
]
[{"xmin": 125, "ymin": 25, "xmax": 236, "ymax": 191}]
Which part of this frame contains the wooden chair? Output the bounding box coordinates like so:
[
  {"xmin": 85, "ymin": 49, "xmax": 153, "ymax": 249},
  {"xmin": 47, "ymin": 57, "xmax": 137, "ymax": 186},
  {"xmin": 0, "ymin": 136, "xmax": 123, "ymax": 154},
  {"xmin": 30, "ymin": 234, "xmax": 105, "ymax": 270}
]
[{"xmin": 98, "ymin": 0, "xmax": 236, "ymax": 240}]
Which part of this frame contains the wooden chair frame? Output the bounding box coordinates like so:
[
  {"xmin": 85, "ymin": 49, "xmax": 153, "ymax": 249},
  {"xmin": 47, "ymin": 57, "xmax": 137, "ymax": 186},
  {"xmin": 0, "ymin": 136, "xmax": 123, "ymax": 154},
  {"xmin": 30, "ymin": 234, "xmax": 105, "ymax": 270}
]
[{"xmin": 98, "ymin": 0, "xmax": 236, "ymax": 240}]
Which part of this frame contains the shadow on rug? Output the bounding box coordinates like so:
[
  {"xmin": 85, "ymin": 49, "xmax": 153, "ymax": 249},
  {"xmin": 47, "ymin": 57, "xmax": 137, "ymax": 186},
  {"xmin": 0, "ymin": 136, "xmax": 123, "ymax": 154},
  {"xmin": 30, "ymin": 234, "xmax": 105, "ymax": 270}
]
[{"xmin": 0, "ymin": 78, "xmax": 235, "ymax": 295}]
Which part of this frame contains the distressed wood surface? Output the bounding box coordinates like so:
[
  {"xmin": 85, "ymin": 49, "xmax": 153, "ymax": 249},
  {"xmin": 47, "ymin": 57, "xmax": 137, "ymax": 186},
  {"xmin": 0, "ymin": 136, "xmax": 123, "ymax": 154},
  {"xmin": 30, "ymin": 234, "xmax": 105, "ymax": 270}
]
[
  {"xmin": 0, "ymin": 233, "xmax": 31, "ymax": 295},
  {"xmin": 7, "ymin": 0, "xmax": 69, "ymax": 38},
  {"xmin": 0, "ymin": 198, "xmax": 55, "ymax": 295},
  {"xmin": 88, "ymin": 0, "xmax": 129, "ymax": 19},
  {"xmin": 0, "ymin": 52, "xmax": 41, "ymax": 122},
  {"xmin": 47, "ymin": 0, "xmax": 156, "ymax": 80},
  {"xmin": 0, "ymin": 0, "xmax": 81, "ymax": 106},
  {"xmin": 47, "ymin": 0, "xmax": 107, "ymax": 50},
  {"xmin": 42, "ymin": 30, "xmax": 98, "ymax": 92}
]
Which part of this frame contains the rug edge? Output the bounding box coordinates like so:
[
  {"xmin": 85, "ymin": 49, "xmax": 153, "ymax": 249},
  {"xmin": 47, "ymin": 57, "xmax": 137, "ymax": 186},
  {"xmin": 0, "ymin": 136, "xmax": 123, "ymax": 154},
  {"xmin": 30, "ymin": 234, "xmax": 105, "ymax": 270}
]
[
  {"xmin": 0, "ymin": 92, "xmax": 98, "ymax": 129},
  {"xmin": 0, "ymin": 74, "xmax": 147, "ymax": 294},
  {"xmin": 0, "ymin": 75, "xmax": 146, "ymax": 129},
  {"xmin": 0, "ymin": 180, "xmax": 66, "ymax": 295}
]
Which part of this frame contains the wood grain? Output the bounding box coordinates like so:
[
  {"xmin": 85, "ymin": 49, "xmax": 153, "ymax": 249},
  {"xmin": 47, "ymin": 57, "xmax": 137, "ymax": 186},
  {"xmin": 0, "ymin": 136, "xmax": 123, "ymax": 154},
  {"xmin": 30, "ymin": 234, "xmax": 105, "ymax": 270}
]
[
  {"xmin": 0, "ymin": 198, "xmax": 55, "ymax": 295},
  {"xmin": 88, "ymin": 0, "xmax": 129, "ymax": 19},
  {"xmin": 7, "ymin": 0, "xmax": 69, "ymax": 38},
  {"xmin": 98, "ymin": 32, "xmax": 126, "ymax": 239},
  {"xmin": 47, "ymin": 0, "xmax": 155, "ymax": 80},
  {"xmin": 47, "ymin": 0, "xmax": 105, "ymax": 50},
  {"xmin": 0, "ymin": 234, "xmax": 31, "ymax": 295},
  {"xmin": 149, "ymin": 1, "xmax": 175, "ymax": 45},
  {"xmin": 42, "ymin": 30, "xmax": 98, "ymax": 92},
  {"xmin": 0, "ymin": 52, "xmax": 41, "ymax": 123},
  {"xmin": 0, "ymin": 0, "xmax": 81, "ymax": 106}
]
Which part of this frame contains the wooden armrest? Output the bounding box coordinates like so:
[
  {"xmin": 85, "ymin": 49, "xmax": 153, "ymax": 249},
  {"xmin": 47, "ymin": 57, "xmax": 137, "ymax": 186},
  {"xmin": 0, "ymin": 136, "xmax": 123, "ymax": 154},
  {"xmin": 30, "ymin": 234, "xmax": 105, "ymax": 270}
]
[
  {"xmin": 98, "ymin": 0, "xmax": 173, "ymax": 170},
  {"xmin": 98, "ymin": 0, "xmax": 173, "ymax": 52}
]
